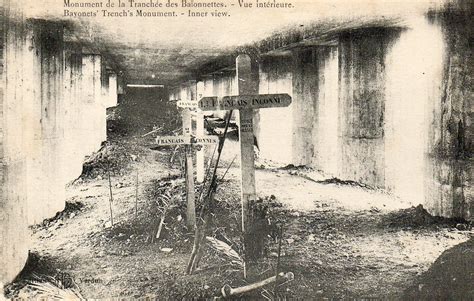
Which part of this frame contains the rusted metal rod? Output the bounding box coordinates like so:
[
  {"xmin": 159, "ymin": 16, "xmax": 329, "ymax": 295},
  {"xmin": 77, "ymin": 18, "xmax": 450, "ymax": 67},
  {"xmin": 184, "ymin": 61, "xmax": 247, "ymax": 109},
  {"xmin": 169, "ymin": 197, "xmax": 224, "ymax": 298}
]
[{"xmin": 221, "ymin": 272, "xmax": 294, "ymax": 298}]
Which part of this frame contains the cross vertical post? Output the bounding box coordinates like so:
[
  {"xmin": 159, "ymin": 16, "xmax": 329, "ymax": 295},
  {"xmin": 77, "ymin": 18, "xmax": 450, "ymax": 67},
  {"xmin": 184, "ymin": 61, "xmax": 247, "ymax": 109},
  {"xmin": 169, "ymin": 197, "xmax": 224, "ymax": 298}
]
[
  {"xmin": 197, "ymin": 55, "xmax": 291, "ymax": 278},
  {"xmin": 195, "ymin": 81, "xmax": 205, "ymax": 183},
  {"xmin": 182, "ymin": 99, "xmax": 196, "ymax": 229},
  {"xmin": 236, "ymin": 54, "xmax": 258, "ymax": 277}
]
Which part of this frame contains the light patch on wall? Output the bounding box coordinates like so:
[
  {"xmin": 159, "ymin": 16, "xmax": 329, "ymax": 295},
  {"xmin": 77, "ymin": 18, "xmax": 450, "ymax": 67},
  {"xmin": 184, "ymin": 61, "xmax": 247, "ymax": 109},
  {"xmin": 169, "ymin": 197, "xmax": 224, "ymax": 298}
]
[
  {"xmin": 384, "ymin": 15, "xmax": 444, "ymax": 206},
  {"xmin": 258, "ymin": 69, "xmax": 293, "ymax": 164}
]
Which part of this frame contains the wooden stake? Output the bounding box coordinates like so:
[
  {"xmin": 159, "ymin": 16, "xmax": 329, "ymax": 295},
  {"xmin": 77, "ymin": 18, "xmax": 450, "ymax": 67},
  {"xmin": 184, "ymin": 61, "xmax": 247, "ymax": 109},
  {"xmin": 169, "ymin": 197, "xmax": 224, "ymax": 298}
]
[
  {"xmin": 135, "ymin": 169, "xmax": 139, "ymax": 219},
  {"xmin": 155, "ymin": 210, "xmax": 166, "ymax": 240},
  {"xmin": 186, "ymin": 111, "xmax": 233, "ymax": 275},
  {"xmin": 274, "ymin": 224, "xmax": 284, "ymax": 294},
  {"xmin": 219, "ymin": 155, "xmax": 237, "ymax": 183},
  {"xmin": 106, "ymin": 144, "xmax": 114, "ymax": 227}
]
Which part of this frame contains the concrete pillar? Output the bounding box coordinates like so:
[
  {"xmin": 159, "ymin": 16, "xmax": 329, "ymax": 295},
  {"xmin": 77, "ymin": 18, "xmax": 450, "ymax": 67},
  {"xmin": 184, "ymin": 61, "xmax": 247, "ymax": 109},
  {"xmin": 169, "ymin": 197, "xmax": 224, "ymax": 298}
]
[
  {"xmin": 81, "ymin": 54, "xmax": 103, "ymax": 155},
  {"xmin": 338, "ymin": 28, "xmax": 399, "ymax": 187},
  {"xmin": 212, "ymin": 73, "xmax": 236, "ymax": 119},
  {"xmin": 107, "ymin": 72, "xmax": 118, "ymax": 108},
  {"xmin": 63, "ymin": 42, "xmax": 84, "ymax": 182},
  {"xmin": 202, "ymin": 77, "xmax": 214, "ymax": 97},
  {"xmin": 258, "ymin": 55, "xmax": 293, "ymax": 164},
  {"xmin": 117, "ymin": 74, "xmax": 125, "ymax": 96},
  {"xmin": 0, "ymin": 10, "xmax": 29, "ymax": 286},
  {"xmin": 25, "ymin": 20, "xmax": 66, "ymax": 224},
  {"xmin": 384, "ymin": 18, "xmax": 443, "ymax": 208},
  {"xmin": 424, "ymin": 5, "xmax": 473, "ymax": 219},
  {"xmin": 99, "ymin": 61, "xmax": 108, "ymax": 143},
  {"xmin": 312, "ymin": 47, "xmax": 339, "ymax": 176},
  {"xmin": 169, "ymin": 88, "xmax": 179, "ymax": 101},
  {"xmin": 291, "ymin": 49, "xmax": 319, "ymax": 166}
]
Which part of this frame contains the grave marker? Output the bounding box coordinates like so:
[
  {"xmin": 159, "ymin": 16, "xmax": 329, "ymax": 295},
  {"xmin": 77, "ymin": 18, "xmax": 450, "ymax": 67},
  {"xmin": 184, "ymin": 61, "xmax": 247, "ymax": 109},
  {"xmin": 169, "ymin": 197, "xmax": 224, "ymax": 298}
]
[
  {"xmin": 198, "ymin": 54, "xmax": 292, "ymax": 275},
  {"xmin": 195, "ymin": 81, "xmax": 206, "ymax": 183},
  {"xmin": 199, "ymin": 93, "xmax": 291, "ymax": 111},
  {"xmin": 181, "ymin": 102, "xmax": 195, "ymax": 229},
  {"xmin": 151, "ymin": 95, "xmax": 218, "ymax": 229},
  {"xmin": 151, "ymin": 132, "xmax": 219, "ymax": 228},
  {"xmin": 154, "ymin": 135, "xmax": 218, "ymax": 146}
]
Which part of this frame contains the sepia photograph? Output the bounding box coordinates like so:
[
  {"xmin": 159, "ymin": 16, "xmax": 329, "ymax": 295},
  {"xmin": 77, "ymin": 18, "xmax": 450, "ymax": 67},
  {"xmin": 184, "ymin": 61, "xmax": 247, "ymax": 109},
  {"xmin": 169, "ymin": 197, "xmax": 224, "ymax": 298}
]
[{"xmin": 0, "ymin": 0, "xmax": 472, "ymax": 299}]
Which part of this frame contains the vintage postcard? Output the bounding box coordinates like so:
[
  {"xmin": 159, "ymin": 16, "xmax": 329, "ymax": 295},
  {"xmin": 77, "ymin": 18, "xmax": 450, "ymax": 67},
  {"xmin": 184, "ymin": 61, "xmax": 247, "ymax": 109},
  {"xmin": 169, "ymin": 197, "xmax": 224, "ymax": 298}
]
[{"xmin": 0, "ymin": 0, "xmax": 472, "ymax": 299}]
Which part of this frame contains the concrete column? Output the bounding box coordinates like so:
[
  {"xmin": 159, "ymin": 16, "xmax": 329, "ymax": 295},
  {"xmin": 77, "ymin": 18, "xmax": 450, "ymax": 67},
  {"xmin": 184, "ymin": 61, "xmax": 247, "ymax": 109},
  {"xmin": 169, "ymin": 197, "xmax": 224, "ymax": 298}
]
[
  {"xmin": 338, "ymin": 29, "xmax": 399, "ymax": 187},
  {"xmin": 424, "ymin": 6, "xmax": 473, "ymax": 219},
  {"xmin": 291, "ymin": 49, "xmax": 317, "ymax": 166},
  {"xmin": 99, "ymin": 62, "xmax": 108, "ymax": 143},
  {"xmin": 81, "ymin": 54, "xmax": 103, "ymax": 155},
  {"xmin": 24, "ymin": 20, "xmax": 66, "ymax": 224},
  {"xmin": 258, "ymin": 55, "xmax": 293, "ymax": 164},
  {"xmin": 107, "ymin": 72, "xmax": 118, "ymax": 108},
  {"xmin": 117, "ymin": 75, "xmax": 125, "ymax": 96},
  {"xmin": 63, "ymin": 42, "xmax": 84, "ymax": 182},
  {"xmin": 384, "ymin": 18, "xmax": 442, "ymax": 208},
  {"xmin": 202, "ymin": 77, "xmax": 214, "ymax": 97},
  {"xmin": 312, "ymin": 47, "xmax": 339, "ymax": 176},
  {"xmin": 0, "ymin": 11, "xmax": 29, "ymax": 286},
  {"xmin": 212, "ymin": 73, "xmax": 236, "ymax": 119}
]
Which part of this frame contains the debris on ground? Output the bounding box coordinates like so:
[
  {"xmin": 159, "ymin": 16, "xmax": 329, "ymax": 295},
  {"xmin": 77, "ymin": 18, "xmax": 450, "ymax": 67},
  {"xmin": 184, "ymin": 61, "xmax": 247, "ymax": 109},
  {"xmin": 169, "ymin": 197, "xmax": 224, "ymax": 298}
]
[
  {"xmin": 80, "ymin": 142, "xmax": 137, "ymax": 179},
  {"xmin": 93, "ymin": 176, "xmax": 190, "ymax": 249},
  {"xmin": 380, "ymin": 204, "xmax": 470, "ymax": 229},
  {"xmin": 31, "ymin": 201, "xmax": 85, "ymax": 231},
  {"xmin": 315, "ymin": 177, "xmax": 374, "ymax": 189}
]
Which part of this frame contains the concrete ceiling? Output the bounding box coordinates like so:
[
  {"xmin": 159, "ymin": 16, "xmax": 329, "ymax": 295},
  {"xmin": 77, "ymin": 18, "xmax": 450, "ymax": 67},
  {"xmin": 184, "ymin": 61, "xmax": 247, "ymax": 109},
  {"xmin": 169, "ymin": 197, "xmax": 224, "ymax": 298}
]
[{"xmin": 22, "ymin": 0, "xmax": 447, "ymax": 86}]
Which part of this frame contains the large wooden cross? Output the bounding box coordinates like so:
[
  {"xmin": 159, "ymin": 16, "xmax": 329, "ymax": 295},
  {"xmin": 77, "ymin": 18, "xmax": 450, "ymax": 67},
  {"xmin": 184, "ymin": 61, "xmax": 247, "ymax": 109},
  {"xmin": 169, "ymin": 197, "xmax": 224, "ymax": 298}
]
[
  {"xmin": 152, "ymin": 98, "xmax": 218, "ymax": 229},
  {"xmin": 198, "ymin": 54, "xmax": 291, "ymax": 272}
]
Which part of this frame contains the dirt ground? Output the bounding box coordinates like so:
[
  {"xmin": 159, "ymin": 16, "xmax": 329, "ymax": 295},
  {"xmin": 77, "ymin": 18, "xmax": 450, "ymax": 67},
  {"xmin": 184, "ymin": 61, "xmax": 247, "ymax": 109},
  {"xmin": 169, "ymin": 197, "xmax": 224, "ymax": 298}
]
[{"xmin": 4, "ymin": 131, "xmax": 473, "ymax": 300}]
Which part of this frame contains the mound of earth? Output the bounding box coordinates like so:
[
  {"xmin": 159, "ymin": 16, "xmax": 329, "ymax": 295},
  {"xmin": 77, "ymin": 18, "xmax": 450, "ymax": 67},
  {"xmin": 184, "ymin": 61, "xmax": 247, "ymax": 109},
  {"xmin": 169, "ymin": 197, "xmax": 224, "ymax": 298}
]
[
  {"xmin": 403, "ymin": 237, "xmax": 474, "ymax": 300},
  {"xmin": 380, "ymin": 204, "xmax": 468, "ymax": 229}
]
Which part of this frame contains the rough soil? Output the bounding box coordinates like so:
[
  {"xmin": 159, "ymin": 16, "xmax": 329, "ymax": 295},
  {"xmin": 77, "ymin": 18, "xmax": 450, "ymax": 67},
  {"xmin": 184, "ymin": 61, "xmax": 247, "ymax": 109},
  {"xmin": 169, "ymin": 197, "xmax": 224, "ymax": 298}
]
[{"xmin": 4, "ymin": 133, "xmax": 473, "ymax": 300}]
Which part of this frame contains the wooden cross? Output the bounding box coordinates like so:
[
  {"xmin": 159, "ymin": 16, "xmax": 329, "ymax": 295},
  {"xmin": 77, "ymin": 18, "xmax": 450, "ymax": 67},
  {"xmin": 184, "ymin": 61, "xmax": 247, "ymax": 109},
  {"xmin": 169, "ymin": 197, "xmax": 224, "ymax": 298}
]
[
  {"xmin": 198, "ymin": 54, "xmax": 292, "ymax": 274},
  {"xmin": 152, "ymin": 99, "xmax": 218, "ymax": 229},
  {"xmin": 195, "ymin": 82, "xmax": 206, "ymax": 184}
]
